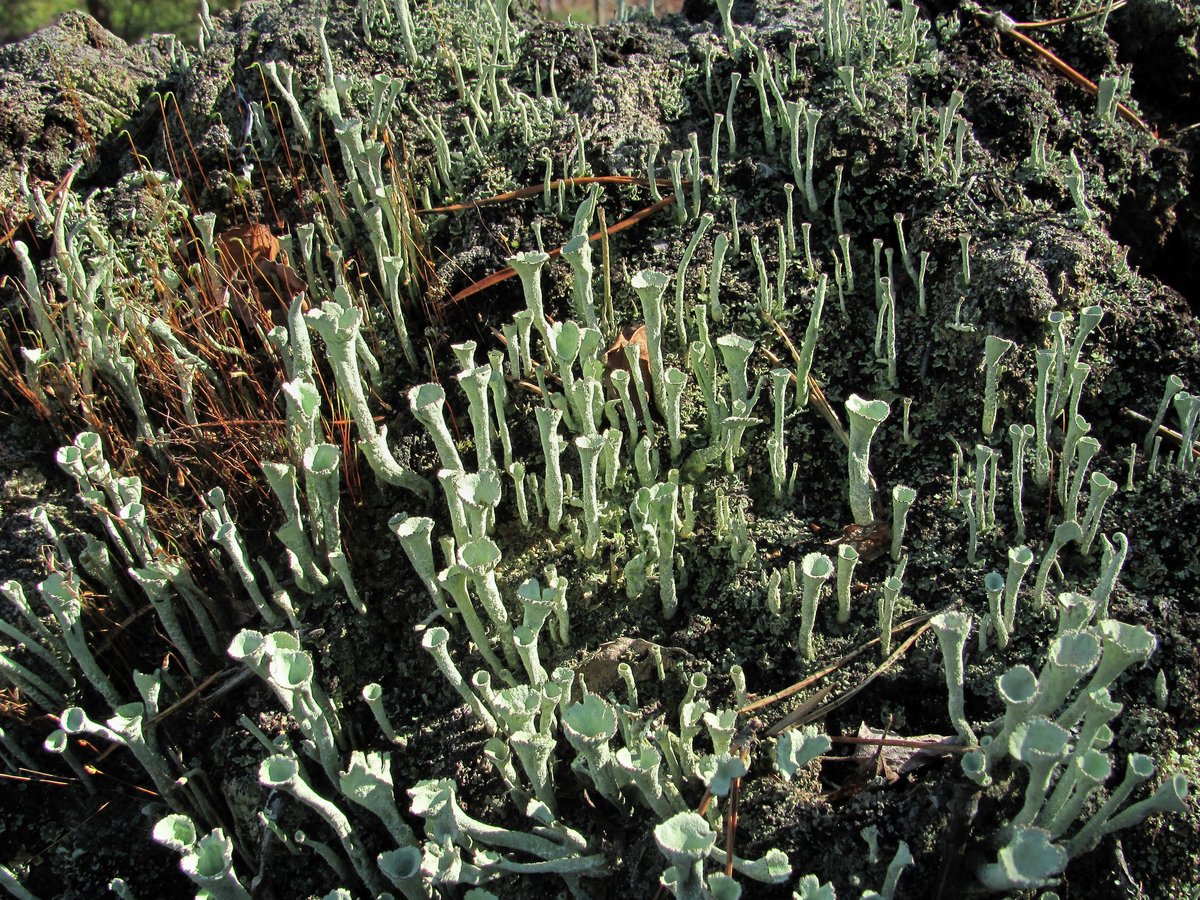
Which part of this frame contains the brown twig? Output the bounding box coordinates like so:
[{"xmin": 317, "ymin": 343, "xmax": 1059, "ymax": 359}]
[
  {"xmin": 648, "ymin": 612, "xmax": 934, "ymax": 898},
  {"xmin": 0, "ymin": 770, "xmax": 72, "ymax": 787},
  {"xmin": 1122, "ymin": 407, "xmax": 1200, "ymax": 459},
  {"xmin": 829, "ymin": 735, "xmax": 970, "ymax": 754},
  {"xmin": 761, "ymin": 683, "xmax": 836, "ymax": 738},
  {"xmin": 760, "ymin": 617, "xmax": 935, "ymax": 737},
  {"xmin": 598, "ymin": 204, "xmax": 613, "ymax": 328},
  {"xmin": 724, "ymin": 767, "xmax": 741, "ymax": 878}
]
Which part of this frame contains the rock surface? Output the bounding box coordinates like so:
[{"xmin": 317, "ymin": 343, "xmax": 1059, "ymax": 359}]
[{"xmin": 0, "ymin": 11, "xmax": 174, "ymax": 210}]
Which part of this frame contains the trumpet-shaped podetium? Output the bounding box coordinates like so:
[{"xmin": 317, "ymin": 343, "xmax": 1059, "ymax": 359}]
[
  {"xmin": 575, "ymin": 435, "xmax": 605, "ymax": 559},
  {"xmin": 259, "ymin": 753, "xmax": 384, "ymax": 894},
  {"xmin": 436, "ymin": 566, "xmax": 513, "ymax": 683},
  {"xmin": 890, "ymin": 485, "xmax": 916, "ymax": 561},
  {"xmin": 421, "ymin": 627, "xmax": 497, "ymax": 733},
  {"xmin": 266, "ymin": 647, "xmax": 341, "ymax": 781},
  {"xmin": 794, "ymin": 275, "xmax": 827, "ymax": 408},
  {"xmin": 982, "ymin": 334, "xmax": 1015, "ymax": 437},
  {"xmin": 562, "ymin": 694, "xmax": 621, "ymax": 805},
  {"xmin": 361, "ymin": 683, "xmax": 401, "ymax": 745},
  {"xmin": 454, "ymin": 469, "xmax": 503, "ymax": 541},
  {"xmin": 1009, "ymin": 717, "xmax": 1072, "ymax": 827},
  {"xmin": 977, "ymin": 827, "xmax": 1067, "ymax": 891},
  {"xmin": 1064, "ymin": 436, "xmax": 1100, "ymax": 523},
  {"xmin": 846, "ymin": 394, "xmax": 891, "ymax": 525},
  {"xmin": 798, "ymin": 552, "xmax": 833, "ymax": 660},
  {"xmin": 510, "ymin": 728, "xmax": 559, "ymax": 811},
  {"xmin": 1172, "ymin": 390, "xmax": 1200, "ymax": 473},
  {"xmin": 775, "ymin": 726, "xmax": 832, "ymax": 780},
  {"xmin": 1091, "ymin": 531, "xmax": 1129, "ymax": 619},
  {"xmin": 1092, "ymin": 771, "xmax": 1190, "ymax": 846},
  {"xmin": 1041, "ymin": 748, "xmax": 1112, "ymax": 839},
  {"xmin": 1032, "ymin": 346, "xmax": 1055, "ymax": 486},
  {"xmin": 1079, "ymin": 472, "xmax": 1117, "ymax": 555},
  {"xmin": 457, "ymin": 538, "xmax": 518, "ymax": 668},
  {"xmin": 154, "ymin": 816, "xmax": 250, "ymax": 900},
  {"xmin": 305, "ymin": 301, "xmax": 429, "ymax": 499},
  {"xmin": 61, "ymin": 702, "xmax": 178, "ymax": 797},
  {"xmin": 376, "ymin": 846, "xmax": 426, "ymax": 899},
  {"xmin": 1031, "ymin": 521, "xmax": 1082, "ymax": 609},
  {"xmin": 515, "ymin": 577, "xmax": 556, "ymax": 636},
  {"xmin": 338, "ymin": 750, "xmax": 416, "ymax": 848},
  {"xmin": 547, "ymin": 320, "xmax": 583, "ymax": 427},
  {"xmin": 152, "ymin": 812, "xmax": 198, "ymax": 854},
  {"xmin": 409, "ymin": 777, "xmax": 601, "ymax": 869},
  {"xmin": 631, "ymin": 270, "xmax": 671, "ymax": 414},
  {"xmin": 654, "ymin": 812, "xmax": 717, "ymax": 900},
  {"xmin": 456, "ymin": 365, "xmax": 495, "ymax": 472},
  {"xmin": 648, "ymin": 482, "xmax": 681, "ymax": 619},
  {"xmin": 878, "ymin": 574, "xmax": 903, "ymax": 659},
  {"xmin": 1009, "ymin": 423, "xmax": 1034, "ymax": 542},
  {"xmin": 1029, "ymin": 630, "xmax": 1101, "ymax": 721},
  {"xmin": 985, "ymin": 570, "xmax": 1008, "ymax": 649},
  {"xmin": 835, "ymin": 543, "xmax": 859, "ymax": 624},
  {"xmin": 536, "ymin": 406, "xmax": 566, "ymax": 531},
  {"xmin": 769, "ymin": 367, "xmax": 791, "ymax": 496},
  {"xmin": 616, "ymin": 745, "xmax": 680, "ymax": 820},
  {"xmin": 561, "ymin": 234, "xmax": 597, "ymax": 328},
  {"xmin": 931, "ymin": 610, "xmax": 977, "ymax": 744},
  {"xmin": 663, "ymin": 367, "xmax": 688, "ymax": 461},
  {"xmin": 1143, "ymin": 374, "xmax": 1184, "ymax": 453},
  {"xmin": 388, "ymin": 514, "xmax": 442, "ymax": 608},
  {"xmin": 984, "ymin": 664, "xmax": 1040, "ymax": 768},
  {"xmin": 1058, "ymin": 620, "xmax": 1156, "ymax": 727},
  {"xmin": 507, "ymin": 251, "xmax": 551, "ymax": 351},
  {"xmin": 716, "ymin": 333, "xmax": 755, "ymax": 411},
  {"xmin": 408, "ymin": 383, "xmax": 463, "ymax": 472}
]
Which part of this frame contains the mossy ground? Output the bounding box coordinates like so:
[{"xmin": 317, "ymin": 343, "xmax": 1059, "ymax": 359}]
[{"xmin": 1, "ymin": 0, "xmax": 1198, "ymax": 897}]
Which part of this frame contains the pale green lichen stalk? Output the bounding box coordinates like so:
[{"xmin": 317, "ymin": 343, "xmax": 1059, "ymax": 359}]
[{"xmin": 845, "ymin": 395, "xmax": 890, "ymax": 525}]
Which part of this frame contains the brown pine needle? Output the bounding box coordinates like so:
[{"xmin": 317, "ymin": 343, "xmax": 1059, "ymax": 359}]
[
  {"xmin": 449, "ymin": 194, "xmax": 678, "ymax": 304},
  {"xmin": 0, "ymin": 771, "xmax": 72, "ymax": 786},
  {"xmin": 417, "ymin": 175, "xmax": 676, "ymax": 214},
  {"xmin": 725, "ymin": 772, "xmax": 740, "ymax": 877},
  {"xmin": 761, "ymin": 683, "xmax": 837, "ymax": 738},
  {"xmin": 759, "ymin": 338, "xmax": 848, "ymax": 451},
  {"xmin": 978, "ymin": 7, "xmax": 1152, "ymax": 133},
  {"xmin": 1011, "ymin": 0, "xmax": 1127, "ymax": 30},
  {"xmin": 649, "ymin": 612, "xmax": 936, "ymax": 900},
  {"xmin": 760, "ymin": 309, "xmax": 848, "ymax": 447},
  {"xmin": 740, "ymin": 612, "xmax": 933, "ymax": 716},
  {"xmin": 0, "ymin": 166, "xmax": 80, "ymax": 251},
  {"xmin": 779, "ymin": 620, "xmax": 936, "ymax": 733}
]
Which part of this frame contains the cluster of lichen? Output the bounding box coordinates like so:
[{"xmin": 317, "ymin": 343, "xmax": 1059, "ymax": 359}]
[{"xmin": 0, "ymin": 0, "xmax": 1197, "ymax": 896}]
